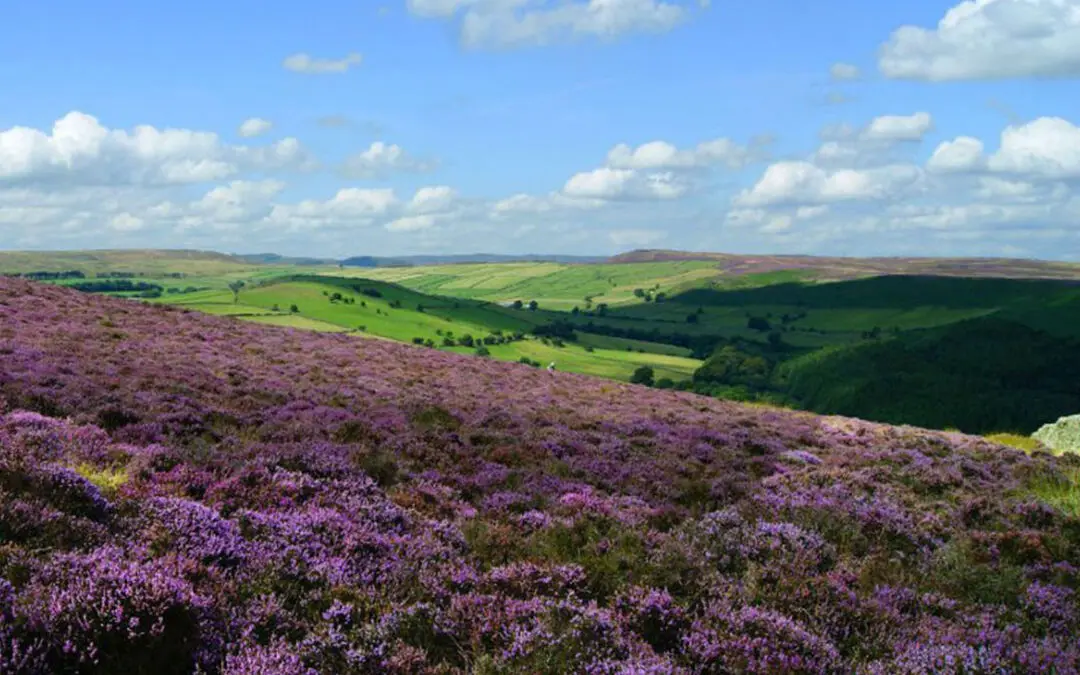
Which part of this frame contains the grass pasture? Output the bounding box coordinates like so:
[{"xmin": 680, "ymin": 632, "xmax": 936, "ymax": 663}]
[
  {"xmin": 159, "ymin": 276, "xmax": 700, "ymax": 382},
  {"xmin": 343, "ymin": 260, "xmax": 727, "ymax": 310}
]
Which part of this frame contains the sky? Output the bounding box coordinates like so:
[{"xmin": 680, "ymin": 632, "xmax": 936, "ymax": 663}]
[{"xmin": 1, "ymin": 0, "xmax": 1079, "ymax": 260}]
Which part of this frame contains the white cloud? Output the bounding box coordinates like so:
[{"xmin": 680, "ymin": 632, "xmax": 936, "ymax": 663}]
[
  {"xmin": 108, "ymin": 213, "xmax": 145, "ymax": 232},
  {"xmin": 735, "ymin": 161, "xmax": 922, "ymax": 206},
  {"xmin": 879, "ymin": 0, "xmax": 1080, "ymax": 81},
  {"xmin": 190, "ymin": 180, "xmax": 286, "ymax": 226},
  {"xmin": 409, "ymin": 185, "xmax": 458, "ymax": 213},
  {"xmin": 283, "ymin": 52, "xmax": 363, "ymax": 74},
  {"xmin": 0, "ymin": 112, "xmax": 312, "ymax": 187},
  {"xmin": 238, "ymin": 118, "xmax": 273, "ymax": 138},
  {"xmin": 264, "ymin": 188, "xmax": 398, "ymax": 233},
  {"xmin": 927, "ymin": 136, "xmax": 986, "ymax": 172},
  {"xmin": 796, "ymin": 205, "xmax": 830, "ymax": 219},
  {"xmin": 407, "ymin": 0, "xmax": 695, "ymax": 49},
  {"xmin": 861, "ymin": 112, "xmax": 934, "ymax": 142},
  {"xmin": 605, "ymin": 137, "xmax": 756, "ymax": 170},
  {"xmin": 809, "ymin": 114, "xmax": 933, "ymax": 169},
  {"xmin": 563, "ymin": 167, "xmax": 687, "ymax": 200},
  {"xmin": 987, "ymin": 116, "xmax": 1080, "ymax": 177},
  {"xmin": 829, "ymin": 62, "xmax": 861, "ymax": 81},
  {"xmin": 341, "ymin": 141, "xmax": 437, "ymax": 178},
  {"xmin": 493, "ymin": 193, "xmax": 553, "ymax": 214},
  {"xmin": 386, "ymin": 214, "xmax": 437, "ymax": 232},
  {"xmin": 925, "ymin": 117, "xmax": 1080, "ymax": 178}
]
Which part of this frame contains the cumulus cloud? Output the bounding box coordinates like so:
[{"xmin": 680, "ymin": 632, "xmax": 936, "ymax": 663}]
[
  {"xmin": 563, "ymin": 167, "xmax": 687, "ymax": 201},
  {"xmin": 734, "ymin": 161, "xmax": 922, "ymax": 207},
  {"xmin": 808, "ymin": 114, "xmax": 934, "ymax": 169},
  {"xmin": 238, "ymin": 118, "xmax": 273, "ymax": 138},
  {"xmin": 409, "ymin": 185, "xmax": 458, "ymax": 213},
  {"xmin": 988, "ymin": 116, "xmax": 1080, "ymax": 177},
  {"xmin": 385, "ymin": 214, "xmax": 437, "ymax": 232},
  {"xmin": 879, "ymin": 0, "xmax": 1080, "ymax": 81},
  {"xmin": 557, "ymin": 135, "xmax": 766, "ymax": 205},
  {"xmin": 0, "ymin": 112, "xmax": 312, "ymax": 187},
  {"xmin": 283, "ymin": 52, "xmax": 363, "ymax": 74},
  {"xmin": 829, "ymin": 62, "xmax": 861, "ymax": 81},
  {"xmin": 492, "ymin": 193, "xmax": 554, "ymax": 214},
  {"xmin": 108, "ymin": 213, "xmax": 145, "ymax": 232},
  {"xmin": 926, "ymin": 117, "xmax": 1080, "ymax": 178},
  {"xmin": 927, "ymin": 136, "xmax": 987, "ymax": 172},
  {"xmin": 340, "ymin": 141, "xmax": 438, "ymax": 179},
  {"xmin": 190, "ymin": 180, "xmax": 286, "ymax": 224},
  {"xmin": 861, "ymin": 112, "xmax": 934, "ymax": 142},
  {"xmin": 605, "ymin": 137, "xmax": 760, "ymax": 170},
  {"xmin": 406, "ymin": 0, "xmax": 696, "ymax": 49}
]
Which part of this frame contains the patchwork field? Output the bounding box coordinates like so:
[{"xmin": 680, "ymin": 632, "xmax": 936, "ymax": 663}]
[
  {"xmin": 341, "ymin": 260, "xmax": 735, "ymax": 309},
  {"xmin": 160, "ymin": 277, "xmax": 703, "ymax": 382}
]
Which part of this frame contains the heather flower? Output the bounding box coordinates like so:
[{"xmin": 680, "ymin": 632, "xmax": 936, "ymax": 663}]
[
  {"xmin": 222, "ymin": 641, "xmax": 317, "ymax": 675},
  {"xmin": 614, "ymin": 586, "xmax": 688, "ymax": 654},
  {"xmin": 0, "ymin": 279, "xmax": 1078, "ymax": 672},
  {"xmin": 684, "ymin": 604, "xmax": 840, "ymax": 674},
  {"xmin": 141, "ymin": 497, "xmax": 248, "ymax": 569},
  {"xmin": 17, "ymin": 546, "xmax": 221, "ymax": 673}
]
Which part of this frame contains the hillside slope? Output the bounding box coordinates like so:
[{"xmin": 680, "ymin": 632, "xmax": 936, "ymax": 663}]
[
  {"xmin": 776, "ymin": 317, "xmax": 1080, "ymax": 434},
  {"xmin": 1, "ymin": 278, "xmax": 1079, "ymax": 673},
  {"xmin": 613, "ymin": 249, "xmax": 1080, "ymax": 281}
]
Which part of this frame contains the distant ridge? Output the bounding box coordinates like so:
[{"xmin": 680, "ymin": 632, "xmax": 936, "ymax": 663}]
[
  {"xmin": 609, "ymin": 249, "xmax": 1080, "ymax": 281},
  {"xmin": 236, "ymin": 253, "xmax": 334, "ymax": 266},
  {"xmin": 341, "ymin": 253, "xmax": 606, "ymax": 267}
]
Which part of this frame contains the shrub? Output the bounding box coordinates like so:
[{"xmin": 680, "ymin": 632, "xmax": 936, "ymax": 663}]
[{"xmin": 630, "ymin": 366, "xmax": 655, "ymax": 387}]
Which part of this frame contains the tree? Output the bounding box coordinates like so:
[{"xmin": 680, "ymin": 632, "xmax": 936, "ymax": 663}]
[
  {"xmin": 747, "ymin": 317, "xmax": 771, "ymax": 332},
  {"xmin": 630, "ymin": 366, "xmax": 655, "ymax": 386},
  {"xmin": 289, "ymin": 304, "xmax": 299, "ymax": 313},
  {"xmin": 228, "ymin": 280, "xmax": 245, "ymax": 304},
  {"xmin": 442, "ymin": 336, "xmax": 456, "ymax": 347},
  {"xmin": 571, "ymin": 306, "xmax": 580, "ymax": 316},
  {"xmin": 633, "ymin": 288, "xmax": 646, "ymax": 298},
  {"xmin": 512, "ymin": 300, "xmax": 524, "ymax": 310},
  {"xmin": 475, "ymin": 345, "xmax": 491, "ymax": 357},
  {"xmin": 655, "ymin": 293, "xmax": 666, "ymax": 303},
  {"xmin": 528, "ymin": 300, "xmax": 538, "ymax": 311}
]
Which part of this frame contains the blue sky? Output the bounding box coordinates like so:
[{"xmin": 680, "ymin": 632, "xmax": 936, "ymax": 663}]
[{"xmin": 1, "ymin": 0, "xmax": 1079, "ymax": 259}]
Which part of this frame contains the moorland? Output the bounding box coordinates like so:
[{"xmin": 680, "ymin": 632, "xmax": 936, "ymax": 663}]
[{"xmin": 1, "ymin": 275, "xmax": 1079, "ymax": 673}]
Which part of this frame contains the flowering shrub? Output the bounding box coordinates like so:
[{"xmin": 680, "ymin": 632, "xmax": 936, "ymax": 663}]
[{"xmin": 0, "ymin": 278, "xmax": 1078, "ymax": 672}]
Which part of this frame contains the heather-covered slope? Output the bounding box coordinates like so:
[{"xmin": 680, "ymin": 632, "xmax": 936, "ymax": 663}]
[{"xmin": 1, "ymin": 277, "xmax": 1079, "ymax": 674}]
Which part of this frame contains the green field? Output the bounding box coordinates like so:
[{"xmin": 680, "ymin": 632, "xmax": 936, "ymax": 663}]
[
  {"xmin": 339, "ymin": 260, "xmax": 731, "ymax": 310},
  {"xmin": 158, "ymin": 277, "xmax": 702, "ymax": 382}
]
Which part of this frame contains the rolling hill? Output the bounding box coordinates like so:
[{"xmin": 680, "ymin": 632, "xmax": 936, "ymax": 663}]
[
  {"xmin": 159, "ymin": 274, "xmax": 704, "ymax": 382},
  {"xmin": 8, "ymin": 248, "xmax": 1080, "ymax": 435}
]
